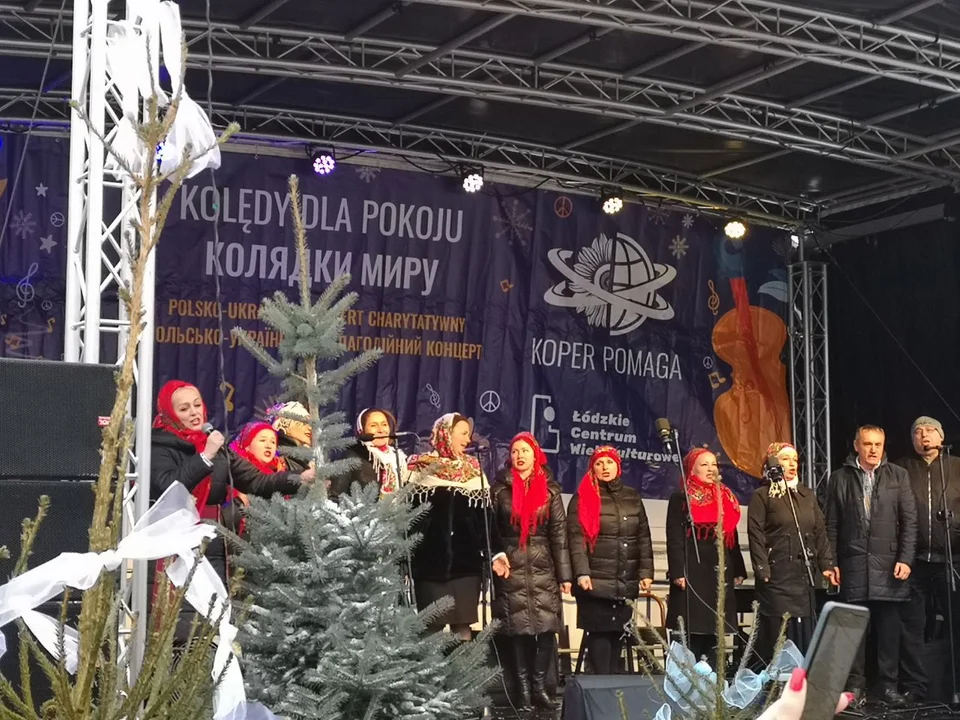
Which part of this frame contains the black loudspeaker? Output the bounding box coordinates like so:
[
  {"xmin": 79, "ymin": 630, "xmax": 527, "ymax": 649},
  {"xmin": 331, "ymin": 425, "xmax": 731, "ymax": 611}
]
[
  {"xmin": 562, "ymin": 675, "xmax": 674, "ymax": 720},
  {"xmin": 0, "ymin": 358, "xmax": 116, "ymax": 479},
  {"xmin": 0, "ymin": 479, "xmax": 97, "ymax": 580}
]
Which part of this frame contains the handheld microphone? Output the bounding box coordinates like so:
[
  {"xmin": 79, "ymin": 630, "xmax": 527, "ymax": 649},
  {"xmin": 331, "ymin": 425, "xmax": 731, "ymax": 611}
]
[
  {"xmin": 655, "ymin": 418, "xmax": 673, "ymax": 449},
  {"xmin": 764, "ymin": 455, "xmax": 785, "ymax": 482},
  {"xmin": 201, "ymin": 422, "xmax": 215, "ymax": 436}
]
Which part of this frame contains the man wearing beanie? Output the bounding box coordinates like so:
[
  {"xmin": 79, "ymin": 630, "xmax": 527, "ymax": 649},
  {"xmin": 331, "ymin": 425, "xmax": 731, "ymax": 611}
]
[{"xmin": 897, "ymin": 416, "xmax": 960, "ymax": 703}]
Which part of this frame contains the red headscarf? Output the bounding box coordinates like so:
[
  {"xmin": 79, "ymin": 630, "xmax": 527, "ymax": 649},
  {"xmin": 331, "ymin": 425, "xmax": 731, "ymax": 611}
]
[
  {"xmin": 576, "ymin": 446, "xmax": 622, "ymax": 551},
  {"xmin": 682, "ymin": 447, "xmax": 741, "ymax": 549},
  {"xmin": 230, "ymin": 422, "xmax": 287, "ymax": 474},
  {"xmin": 153, "ymin": 380, "xmax": 216, "ymax": 511},
  {"xmin": 509, "ymin": 432, "xmax": 550, "ymax": 549}
]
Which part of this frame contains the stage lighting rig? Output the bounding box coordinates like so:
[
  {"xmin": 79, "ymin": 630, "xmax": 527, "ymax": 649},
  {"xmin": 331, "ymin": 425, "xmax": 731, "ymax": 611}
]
[
  {"xmin": 311, "ymin": 148, "xmax": 336, "ymax": 176},
  {"xmin": 724, "ymin": 220, "xmax": 747, "ymax": 240},
  {"xmin": 600, "ymin": 187, "xmax": 624, "ymax": 215},
  {"xmin": 461, "ymin": 167, "xmax": 484, "ymax": 193}
]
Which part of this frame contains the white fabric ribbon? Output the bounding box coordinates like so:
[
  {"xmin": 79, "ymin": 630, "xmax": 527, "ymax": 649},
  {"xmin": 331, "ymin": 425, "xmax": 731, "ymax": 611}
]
[
  {"xmin": 21, "ymin": 609, "xmax": 80, "ymax": 674},
  {"xmin": 166, "ymin": 553, "xmax": 246, "ymax": 720}
]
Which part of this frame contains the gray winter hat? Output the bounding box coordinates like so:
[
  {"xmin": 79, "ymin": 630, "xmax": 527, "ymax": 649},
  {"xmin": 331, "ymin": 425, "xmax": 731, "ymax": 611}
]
[{"xmin": 912, "ymin": 416, "xmax": 944, "ymax": 439}]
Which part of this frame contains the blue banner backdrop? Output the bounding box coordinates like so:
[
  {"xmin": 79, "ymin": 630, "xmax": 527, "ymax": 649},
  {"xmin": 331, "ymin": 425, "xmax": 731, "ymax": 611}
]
[{"xmin": 0, "ymin": 136, "xmax": 795, "ymax": 500}]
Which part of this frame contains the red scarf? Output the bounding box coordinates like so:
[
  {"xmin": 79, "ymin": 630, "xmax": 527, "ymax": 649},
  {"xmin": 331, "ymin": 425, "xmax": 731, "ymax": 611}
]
[
  {"xmin": 577, "ymin": 445, "xmax": 622, "ymax": 551},
  {"xmin": 509, "ymin": 433, "xmax": 550, "ymax": 549},
  {"xmin": 153, "ymin": 380, "xmax": 217, "ymax": 515},
  {"xmin": 682, "ymin": 448, "xmax": 741, "ymax": 549},
  {"xmin": 230, "ymin": 422, "xmax": 288, "ymax": 474}
]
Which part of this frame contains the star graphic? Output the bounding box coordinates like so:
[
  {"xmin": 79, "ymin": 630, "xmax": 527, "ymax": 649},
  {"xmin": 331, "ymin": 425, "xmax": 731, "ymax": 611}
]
[
  {"xmin": 35, "ymin": 183, "xmax": 48, "ymax": 197},
  {"xmin": 39, "ymin": 234, "xmax": 57, "ymax": 254}
]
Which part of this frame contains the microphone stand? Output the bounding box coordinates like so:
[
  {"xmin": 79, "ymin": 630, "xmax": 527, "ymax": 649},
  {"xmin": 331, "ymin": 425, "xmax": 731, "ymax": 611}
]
[
  {"xmin": 394, "ymin": 434, "xmax": 417, "ymax": 608},
  {"xmin": 781, "ymin": 471, "xmax": 819, "ymax": 627},
  {"xmin": 477, "ymin": 443, "xmax": 497, "ymax": 631},
  {"xmin": 935, "ymin": 445, "xmax": 960, "ymax": 706},
  {"xmin": 665, "ymin": 428, "xmax": 699, "ymax": 650}
]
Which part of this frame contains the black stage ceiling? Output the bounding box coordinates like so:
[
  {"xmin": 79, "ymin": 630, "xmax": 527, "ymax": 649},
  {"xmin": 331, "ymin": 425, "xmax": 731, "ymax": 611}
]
[{"xmin": 2, "ymin": 0, "xmax": 960, "ymax": 227}]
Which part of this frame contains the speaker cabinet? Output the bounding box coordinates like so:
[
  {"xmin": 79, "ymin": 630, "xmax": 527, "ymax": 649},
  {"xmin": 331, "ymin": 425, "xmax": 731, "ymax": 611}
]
[
  {"xmin": 562, "ymin": 675, "xmax": 675, "ymax": 720},
  {"xmin": 0, "ymin": 479, "xmax": 96, "ymax": 580},
  {"xmin": 0, "ymin": 358, "xmax": 116, "ymax": 480}
]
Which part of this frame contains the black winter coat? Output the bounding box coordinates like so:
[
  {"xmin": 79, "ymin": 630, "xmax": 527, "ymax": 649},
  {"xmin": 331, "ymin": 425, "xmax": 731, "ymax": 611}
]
[
  {"xmin": 748, "ymin": 483, "xmax": 833, "ymax": 618},
  {"xmin": 665, "ymin": 490, "xmax": 747, "ymax": 636},
  {"xmin": 410, "ymin": 487, "xmax": 490, "ymax": 581},
  {"xmin": 824, "ymin": 455, "xmax": 917, "ymax": 603},
  {"xmin": 567, "ymin": 480, "xmax": 654, "ymax": 600},
  {"xmin": 277, "ymin": 436, "xmax": 310, "ymax": 474},
  {"xmin": 328, "ymin": 441, "xmax": 380, "ymax": 500},
  {"xmin": 490, "ymin": 469, "xmax": 573, "ymax": 636},
  {"xmin": 896, "ymin": 453, "xmax": 960, "ymax": 563}
]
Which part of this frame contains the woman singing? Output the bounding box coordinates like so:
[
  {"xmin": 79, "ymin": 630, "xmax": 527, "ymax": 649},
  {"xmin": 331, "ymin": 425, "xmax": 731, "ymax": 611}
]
[
  {"xmin": 567, "ymin": 446, "xmax": 654, "ymax": 674},
  {"xmin": 230, "ymin": 421, "xmax": 286, "ymax": 473},
  {"xmin": 329, "ymin": 408, "xmax": 409, "ymax": 500},
  {"xmin": 407, "ymin": 413, "xmax": 492, "ymax": 640},
  {"xmin": 491, "ymin": 432, "xmax": 572, "ymax": 709},
  {"xmin": 666, "ymin": 447, "xmax": 746, "ymax": 664},
  {"xmin": 266, "ymin": 401, "xmax": 312, "ymax": 473},
  {"xmin": 150, "ymin": 381, "xmax": 314, "ymax": 635},
  {"xmin": 748, "ymin": 442, "xmax": 838, "ymax": 664}
]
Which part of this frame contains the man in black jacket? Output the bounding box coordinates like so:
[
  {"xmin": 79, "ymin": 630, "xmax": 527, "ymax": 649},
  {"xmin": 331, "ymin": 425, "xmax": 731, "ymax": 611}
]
[
  {"xmin": 825, "ymin": 425, "xmax": 917, "ymax": 708},
  {"xmin": 897, "ymin": 416, "xmax": 960, "ymax": 702}
]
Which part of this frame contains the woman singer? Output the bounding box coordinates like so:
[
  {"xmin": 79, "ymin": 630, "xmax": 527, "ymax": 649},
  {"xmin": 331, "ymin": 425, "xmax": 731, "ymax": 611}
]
[
  {"xmin": 665, "ymin": 447, "xmax": 746, "ymax": 664},
  {"xmin": 567, "ymin": 446, "xmax": 654, "ymax": 674},
  {"xmin": 747, "ymin": 442, "xmax": 838, "ymax": 664},
  {"xmin": 329, "ymin": 408, "xmax": 409, "ymax": 500},
  {"xmin": 491, "ymin": 432, "xmax": 572, "ymax": 709}
]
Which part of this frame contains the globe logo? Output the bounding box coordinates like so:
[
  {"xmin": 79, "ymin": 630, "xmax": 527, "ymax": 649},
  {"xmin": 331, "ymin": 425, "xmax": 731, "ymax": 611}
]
[{"xmin": 543, "ymin": 232, "xmax": 676, "ymax": 335}]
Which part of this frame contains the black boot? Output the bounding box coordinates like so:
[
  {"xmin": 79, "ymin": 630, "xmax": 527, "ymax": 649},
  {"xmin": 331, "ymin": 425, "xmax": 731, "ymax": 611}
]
[
  {"xmin": 531, "ymin": 633, "xmax": 556, "ymax": 709},
  {"xmin": 510, "ymin": 636, "xmax": 532, "ymax": 709}
]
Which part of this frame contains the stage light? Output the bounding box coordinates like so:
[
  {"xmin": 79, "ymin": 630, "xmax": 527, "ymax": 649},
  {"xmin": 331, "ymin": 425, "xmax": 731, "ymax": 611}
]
[
  {"xmin": 724, "ymin": 220, "xmax": 747, "ymax": 240},
  {"xmin": 312, "ymin": 149, "xmax": 336, "ymax": 176},
  {"xmin": 462, "ymin": 168, "xmax": 484, "ymax": 193},
  {"xmin": 790, "ymin": 232, "xmax": 800, "ymax": 249},
  {"xmin": 600, "ymin": 187, "xmax": 624, "ymax": 215}
]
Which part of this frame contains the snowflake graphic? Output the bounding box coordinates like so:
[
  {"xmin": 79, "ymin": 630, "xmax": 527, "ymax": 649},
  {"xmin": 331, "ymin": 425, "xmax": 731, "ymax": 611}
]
[
  {"xmin": 356, "ymin": 165, "xmax": 380, "ymax": 183},
  {"xmin": 493, "ymin": 199, "xmax": 533, "ymax": 245},
  {"xmin": 648, "ymin": 203, "xmax": 670, "ymax": 225},
  {"xmin": 669, "ymin": 234, "xmax": 688, "ymax": 259},
  {"xmin": 682, "ymin": 212, "xmax": 695, "ymax": 229},
  {"xmin": 11, "ymin": 211, "xmax": 36, "ymax": 239}
]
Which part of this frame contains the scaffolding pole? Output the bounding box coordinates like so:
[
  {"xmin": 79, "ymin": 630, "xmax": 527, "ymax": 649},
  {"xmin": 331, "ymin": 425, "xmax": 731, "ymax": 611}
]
[
  {"xmin": 63, "ymin": 0, "xmax": 154, "ymax": 682},
  {"xmin": 789, "ymin": 258, "xmax": 832, "ymax": 494}
]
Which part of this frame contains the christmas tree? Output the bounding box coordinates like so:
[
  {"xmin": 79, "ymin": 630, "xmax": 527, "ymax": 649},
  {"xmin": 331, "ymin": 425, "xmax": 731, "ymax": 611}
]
[{"xmin": 233, "ymin": 176, "xmax": 496, "ymax": 720}]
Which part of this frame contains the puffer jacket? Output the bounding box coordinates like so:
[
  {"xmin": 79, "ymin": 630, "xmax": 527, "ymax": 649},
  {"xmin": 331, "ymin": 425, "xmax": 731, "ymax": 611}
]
[
  {"xmin": 490, "ymin": 468, "xmax": 573, "ymax": 636},
  {"xmin": 566, "ymin": 479, "xmax": 654, "ymax": 600},
  {"xmin": 896, "ymin": 453, "xmax": 960, "ymax": 563},
  {"xmin": 824, "ymin": 454, "xmax": 917, "ymax": 602}
]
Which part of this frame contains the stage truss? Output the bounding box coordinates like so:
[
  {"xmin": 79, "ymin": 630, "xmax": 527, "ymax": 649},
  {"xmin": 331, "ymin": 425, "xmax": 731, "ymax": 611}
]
[{"xmin": 63, "ymin": 0, "xmax": 155, "ymax": 681}]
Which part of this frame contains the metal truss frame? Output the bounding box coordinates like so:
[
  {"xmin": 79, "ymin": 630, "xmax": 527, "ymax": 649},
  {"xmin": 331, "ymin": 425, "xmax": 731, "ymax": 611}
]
[
  {"xmin": 3, "ymin": 8, "xmax": 959, "ymax": 185},
  {"xmin": 789, "ymin": 259, "xmax": 831, "ymax": 495},
  {"xmin": 411, "ymin": 0, "xmax": 960, "ymax": 94},
  {"xmin": 0, "ymin": 89, "xmax": 813, "ymax": 224},
  {"xmin": 63, "ymin": 0, "xmax": 153, "ymax": 681}
]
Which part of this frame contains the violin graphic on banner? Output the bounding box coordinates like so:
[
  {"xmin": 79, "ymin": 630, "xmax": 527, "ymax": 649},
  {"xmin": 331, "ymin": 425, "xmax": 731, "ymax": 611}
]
[{"xmin": 711, "ymin": 235, "xmax": 791, "ymax": 479}]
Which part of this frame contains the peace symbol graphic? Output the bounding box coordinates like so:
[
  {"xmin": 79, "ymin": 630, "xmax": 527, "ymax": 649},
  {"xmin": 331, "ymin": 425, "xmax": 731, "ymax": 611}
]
[
  {"xmin": 554, "ymin": 196, "xmax": 573, "ymax": 219},
  {"xmin": 479, "ymin": 390, "xmax": 501, "ymax": 413}
]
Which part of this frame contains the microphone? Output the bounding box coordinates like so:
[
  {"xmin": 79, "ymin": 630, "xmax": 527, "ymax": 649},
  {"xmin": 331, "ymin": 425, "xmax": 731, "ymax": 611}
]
[
  {"xmin": 764, "ymin": 455, "xmax": 785, "ymax": 482},
  {"xmin": 201, "ymin": 422, "xmax": 215, "ymax": 436},
  {"xmin": 472, "ymin": 436, "xmax": 491, "ymax": 450},
  {"xmin": 655, "ymin": 418, "xmax": 673, "ymax": 448},
  {"xmin": 358, "ymin": 431, "xmax": 419, "ymax": 442}
]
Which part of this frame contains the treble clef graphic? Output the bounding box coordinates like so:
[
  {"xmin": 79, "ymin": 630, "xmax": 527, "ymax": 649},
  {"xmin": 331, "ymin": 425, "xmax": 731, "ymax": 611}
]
[
  {"xmin": 16, "ymin": 263, "xmax": 38, "ymax": 308},
  {"xmin": 424, "ymin": 383, "xmax": 441, "ymax": 409},
  {"xmin": 707, "ymin": 279, "xmax": 720, "ymax": 316}
]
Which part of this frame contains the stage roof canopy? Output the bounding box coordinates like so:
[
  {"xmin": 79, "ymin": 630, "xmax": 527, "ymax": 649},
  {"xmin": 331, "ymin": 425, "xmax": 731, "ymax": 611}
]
[{"xmin": 3, "ymin": 0, "xmax": 960, "ymax": 226}]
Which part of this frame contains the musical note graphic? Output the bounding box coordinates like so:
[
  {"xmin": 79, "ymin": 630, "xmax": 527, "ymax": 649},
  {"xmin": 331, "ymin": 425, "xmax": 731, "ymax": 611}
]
[
  {"xmin": 5, "ymin": 334, "xmax": 22, "ymax": 350},
  {"xmin": 220, "ymin": 381, "xmax": 235, "ymax": 412},
  {"xmin": 708, "ymin": 371, "xmax": 728, "ymax": 389},
  {"xmin": 424, "ymin": 383, "xmax": 441, "ymax": 410},
  {"xmin": 707, "ymin": 279, "xmax": 720, "ymax": 316},
  {"xmin": 16, "ymin": 263, "xmax": 38, "ymax": 308},
  {"xmin": 0, "ymin": 313, "xmax": 6, "ymax": 326},
  {"xmin": 47, "ymin": 317, "xmax": 55, "ymax": 333}
]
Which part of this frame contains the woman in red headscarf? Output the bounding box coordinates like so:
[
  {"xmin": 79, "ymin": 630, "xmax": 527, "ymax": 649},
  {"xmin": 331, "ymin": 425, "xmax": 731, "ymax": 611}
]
[
  {"xmin": 490, "ymin": 432, "xmax": 572, "ymax": 710},
  {"xmin": 567, "ymin": 446, "xmax": 654, "ymax": 674},
  {"xmin": 150, "ymin": 381, "xmax": 314, "ymax": 588},
  {"xmin": 665, "ymin": 447, "xmax": 747, "ymax": 666}
]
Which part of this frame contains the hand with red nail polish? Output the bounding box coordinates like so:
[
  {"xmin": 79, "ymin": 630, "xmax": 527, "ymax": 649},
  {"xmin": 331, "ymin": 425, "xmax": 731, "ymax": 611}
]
[{"xmin": 755, "ymin": 668, "xmax": 853, "ymax": 719}]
